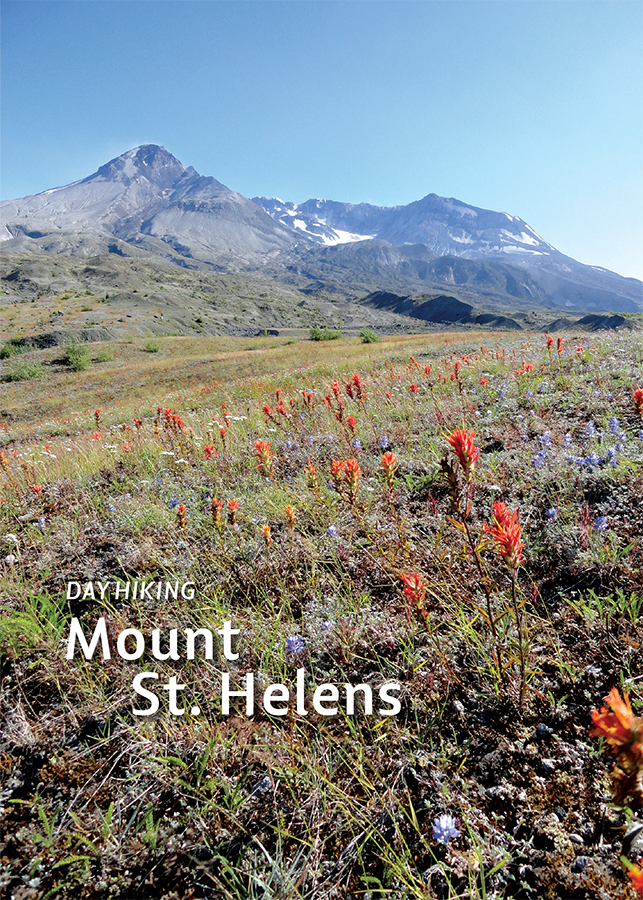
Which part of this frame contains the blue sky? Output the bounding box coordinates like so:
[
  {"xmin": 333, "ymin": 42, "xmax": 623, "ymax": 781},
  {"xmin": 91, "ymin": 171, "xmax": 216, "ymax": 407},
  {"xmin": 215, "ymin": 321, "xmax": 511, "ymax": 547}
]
[{"xmin": 2, "ymin": 0, "xmax": 642, "ymax": 278}]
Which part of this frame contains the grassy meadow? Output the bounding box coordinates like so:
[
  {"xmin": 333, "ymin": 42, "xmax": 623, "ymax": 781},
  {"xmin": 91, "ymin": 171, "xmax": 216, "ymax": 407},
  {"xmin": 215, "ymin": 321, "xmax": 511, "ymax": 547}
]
[{"xmin": 1, "ymin": 329, "xmax": 642, "ymax": 899}]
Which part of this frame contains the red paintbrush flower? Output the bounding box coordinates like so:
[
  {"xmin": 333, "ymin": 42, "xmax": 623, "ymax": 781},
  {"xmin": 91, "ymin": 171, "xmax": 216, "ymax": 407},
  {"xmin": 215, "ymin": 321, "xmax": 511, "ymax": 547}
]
[
  {"xmin": 343, "ymin": 458, "xmax": 361, "ymax": 502},
  {"xmin": 634, "ymin": 388, "xmax": 643, "ymax": 419},
  {"xmin": 589, "ymin": 687, "xmax": 643, "ymax": 760},
  {"xmin": 305, "ymin": 458, "xmax": 319, "ymax": 492},
  {"xmin": 446, "ymin": 429, "xmax": 480, "ymax": 482},
  {"xmin": 380, "ymin": 452, "xmax": 397, "ymax": 491},
  {"xmin": 400, "ymin": 572, "xmax": 427, "ymax": 605},
  {"xmin": 483, "ymin": 501, "xmax": 524, "ymax": 569},
  {"xmin": 254, "ymin": 440, "xmax": 274, "ymax": 477}
]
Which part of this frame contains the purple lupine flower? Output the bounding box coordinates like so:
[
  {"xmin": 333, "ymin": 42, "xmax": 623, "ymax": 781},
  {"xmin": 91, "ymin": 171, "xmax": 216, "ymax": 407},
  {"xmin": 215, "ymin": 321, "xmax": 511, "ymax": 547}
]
[
  {"xmin": 326, "ymin": 525, "xmax": 339, "ymax": 538},
  {"xmin": 546, "ymin": 508, "xmax": 558, "ymax": 519},
  {"xmin": 593, "ymin": 516, "xmax": 608, "ymax": 533},
  {"xmin": 608, "ymin": 416, "xmax": 620, "ymax": 434},
  {"xmin": 379, "ymin": 435, "xmax": 389, "ymax": 449},
  {"xmin": 607, "ymin": 447, "xmax": 618, "ymax": 467},
  {"xmin": 286, "ymin": 635, "xmax": 304, "ymax": 654},
  {"xmin": 584, "ymin": 421, "xmax": 596, "ymax": 438},
  {"xmin": 351, "ymin": 439, "xmax": 362, "ymax": 450},
  {"xmin": 168, "ymin": 498, "xmax": 179, "ymax": 509},
  {"xmin": 432, "ymin": 814, "xmax": 460, "ymax": 844},
  {"xmin": 532, "ymin": 450, "xmax": 548, "ymax": 469},
  {"xmin": 584, "ymin": 452, "xmax": 602, "ymax": 470},
  {"xmin": 539, "ymin": 432, "xmax": 553, "ymax": 449},
  {"xmin": 563, "ymin": 433, "xmax": 573, "ymax": 448}
]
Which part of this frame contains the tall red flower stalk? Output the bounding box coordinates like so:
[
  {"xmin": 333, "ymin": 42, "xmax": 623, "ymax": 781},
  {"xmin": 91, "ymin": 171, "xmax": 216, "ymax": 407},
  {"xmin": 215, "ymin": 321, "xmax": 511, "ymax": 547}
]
[
  {"xmin": 483, "ymin": 501, "xmax": 524, "ymax": 569},
  {"xmin": 446, "ymin": 429, "xmax": 480, "ymax": 482},
  {"xmin": 441, "ymin": 432, "xmax": 506, "ymax": 686},
  {"xmin": 484, "ymin": 501, "xmax": 527, "ymax": 704}
]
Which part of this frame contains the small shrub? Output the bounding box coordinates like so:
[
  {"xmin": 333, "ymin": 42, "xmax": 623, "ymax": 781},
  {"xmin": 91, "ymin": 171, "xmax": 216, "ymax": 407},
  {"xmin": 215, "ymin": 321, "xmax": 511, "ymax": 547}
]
[
  {"xmin": 2, "ymin": 359, "xmax": 44, "ymax": 382},
  {"xmin": 95, "ymin": 347, "xmax": 113, "ymax": 363},
  {"xmin": 310, "ymin": 325, "xmax": 342, "ymax": 342},
  {"xmin": 63, "ymin": 342, "xmax": 90, "ymax": 372},
  {"xmin": 0, "ymin": 339, "xmax": 25, "ymax": 360},
  {"xmin": 360, "ymin": 327, "xmax": 379, "ymax": 344},
  {"xmin": 144, "ymin": 339, "xmax": 161, "ymax": 353}
]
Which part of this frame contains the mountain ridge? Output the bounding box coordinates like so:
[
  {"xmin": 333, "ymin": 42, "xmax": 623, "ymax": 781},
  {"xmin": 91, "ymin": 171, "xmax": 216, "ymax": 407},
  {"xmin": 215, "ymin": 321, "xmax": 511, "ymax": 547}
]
[{"xmin": 1, "ymin": 144, "xmax": 641, "ymax": 314}]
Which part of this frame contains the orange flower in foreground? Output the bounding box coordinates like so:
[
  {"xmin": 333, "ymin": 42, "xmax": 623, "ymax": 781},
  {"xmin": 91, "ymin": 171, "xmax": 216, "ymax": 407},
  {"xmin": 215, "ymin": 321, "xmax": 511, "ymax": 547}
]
[
  {"xmin": 446, "ymin": 429, "xmax": 480, "ymax": 481},
  {"xmin": 629, "ymin": 863, "xmax": 643, "ymax": 896},
  {"xmin": 589, "ymin": 687, "xmax": 643, "ymax": 757},
  {"xmin": 483, "ymin": 501, "xmax": 524, "ymax": 569}
]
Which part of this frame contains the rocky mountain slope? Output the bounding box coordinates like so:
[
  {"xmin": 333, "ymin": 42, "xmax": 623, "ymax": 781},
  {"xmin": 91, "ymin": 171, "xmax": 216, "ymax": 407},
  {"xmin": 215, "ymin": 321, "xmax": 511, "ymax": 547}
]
[
  {"xmin": 253, "ymin": 194, "xmax": 642, "ymax": 313},
  {"xmin": 1, "ymin": 144, "xmax": 641, "ymax": 315},
  {"xmin": 0, "ymin": 145, "xmax": 296, "ymax": 265}
]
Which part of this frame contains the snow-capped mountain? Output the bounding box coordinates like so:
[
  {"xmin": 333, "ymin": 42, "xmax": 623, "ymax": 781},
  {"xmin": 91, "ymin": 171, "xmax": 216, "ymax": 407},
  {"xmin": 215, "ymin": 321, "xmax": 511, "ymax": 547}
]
[
  {"xmin": 0, "ymin": 145, "xmax": 640, "ymax": 312},
  {"xmin": 251, "ymin": 197, "xmax": 378, "ymax": 246},
  {"xmin": 253, "ymin": 193, "xmax": 642, "ymax": 311},
  {"xmin": 252, "ymin": 194, "xmax": 556, "ymax": 259}
]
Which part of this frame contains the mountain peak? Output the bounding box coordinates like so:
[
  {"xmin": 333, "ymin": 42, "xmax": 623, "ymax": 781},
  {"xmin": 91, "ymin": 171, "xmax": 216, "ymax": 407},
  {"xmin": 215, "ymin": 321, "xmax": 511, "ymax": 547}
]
[{"xmin": 89, "ymin": 144, "xmax": 194, "ymax": 189}]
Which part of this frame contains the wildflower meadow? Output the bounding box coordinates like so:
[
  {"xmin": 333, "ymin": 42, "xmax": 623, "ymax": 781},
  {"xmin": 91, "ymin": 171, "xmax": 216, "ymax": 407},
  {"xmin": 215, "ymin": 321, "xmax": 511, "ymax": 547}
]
[{"xmin": 0, "ymin": 329, "xmax": 642, "ymax": 899}]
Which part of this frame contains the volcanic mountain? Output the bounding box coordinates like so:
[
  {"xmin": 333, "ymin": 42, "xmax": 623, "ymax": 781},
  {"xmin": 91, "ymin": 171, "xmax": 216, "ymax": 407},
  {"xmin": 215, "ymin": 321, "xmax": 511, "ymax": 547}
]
[
  {"xmin": 0, "ymin": 145, "xmax": 297, "ymax": 265},
  {"xmin": 1, "ymin": 145, "xmax": 640, "ymax": 313},
  {"xmin": 253, "ymin": 195, "xmax": 643, "ymax": 313}
]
